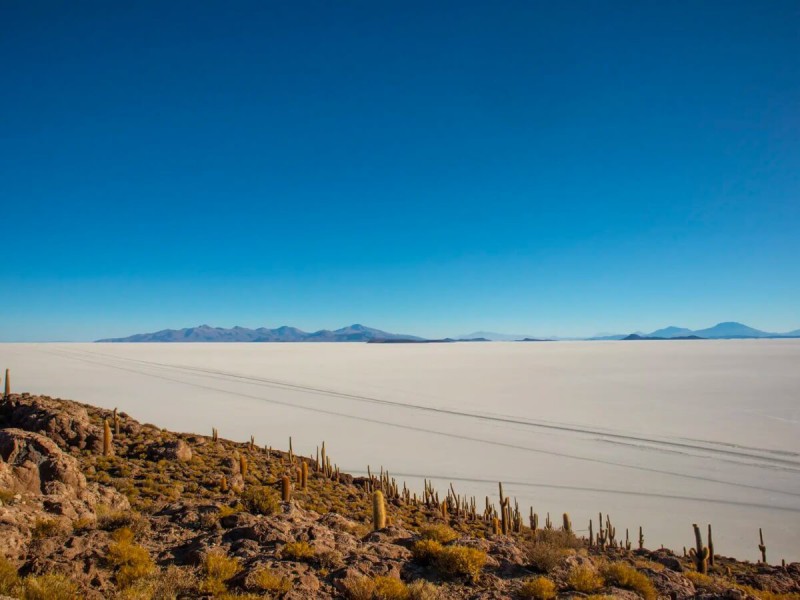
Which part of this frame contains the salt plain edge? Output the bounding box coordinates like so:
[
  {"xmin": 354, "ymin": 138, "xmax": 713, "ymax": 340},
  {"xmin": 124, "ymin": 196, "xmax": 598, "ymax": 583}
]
[{"xmin": 1, "ymin": 340, "xmax": 798, "ymax": 561}]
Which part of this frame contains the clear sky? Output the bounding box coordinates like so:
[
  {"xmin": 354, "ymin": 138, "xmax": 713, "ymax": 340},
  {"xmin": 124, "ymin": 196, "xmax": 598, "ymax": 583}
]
[{"xmin": 1, "ymin": 1, "xmax": 798, "ymax": 341}]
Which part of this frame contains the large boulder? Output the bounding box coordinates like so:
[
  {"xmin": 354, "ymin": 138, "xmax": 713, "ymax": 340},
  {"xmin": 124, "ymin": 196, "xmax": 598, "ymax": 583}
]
[
  {"xmin": 0, "ymin": 395, "xmax": 102, "ymax": 452},
  {"xmin": 147, "ymin": 439, "xmax": 193, "ymax": 462},
  {"xmin": 0, "ymin": 428, "xmax": 87, "ymax": 497}
]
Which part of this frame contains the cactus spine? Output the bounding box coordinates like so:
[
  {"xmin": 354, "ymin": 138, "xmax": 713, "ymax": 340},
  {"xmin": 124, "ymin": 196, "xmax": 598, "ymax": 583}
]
[
  {"xmin": 281, "ymin": 475, "xmax": 291, "ymax": 502},
  {"xmin": 372, "ymin": 490, "xmax": 386, "ymax": 530},
  {"xmin": 690, "ymin": 523, "xmax": 710, "ymax": 574},
  {"xmin": 103, "ymin": 419, "xmax": 112, "ymax": 456}
]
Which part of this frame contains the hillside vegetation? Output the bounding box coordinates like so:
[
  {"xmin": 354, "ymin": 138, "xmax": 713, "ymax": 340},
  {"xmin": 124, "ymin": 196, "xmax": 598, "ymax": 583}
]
[{"xmin": 0, "ymin": 389, "xmax": 798, "ymax": 599}]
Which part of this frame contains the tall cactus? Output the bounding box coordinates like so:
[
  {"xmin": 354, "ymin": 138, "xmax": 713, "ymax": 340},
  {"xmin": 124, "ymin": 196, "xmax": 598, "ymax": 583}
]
[
  {"xmin": 708, "ymin": 524, "xmax": 715, "ymax": 567},
  {"xmin": 282, "ymin": 475, "xmax": 291, "ymax": 502},
  {"xmin": 3, "ymin": 368, "xmax": 9, "ymax": 400},
  {"xmin": 372, "ymin": 490, "xmax": 386, "ymax": 530},
  {"xmin": 301, "ymin": 461, "xmax": 308, "ymax": 489},
  {"xmin": 103, "ymin": 419, "xmax": 112, "ymax": 456},
  {"xmin": 758, "ymin": 528, "xmax": 767, "ymax": 564},
  {"xmin": 562, "ymin": 513, "xmax": 572, "ymax": 534},
  {"xmin": 639, "ymin": 526, "xmax": 644, "ymax": 550},
  {"xmin": 690, "ymin": 523, "xmax": 710, "ymax": 574}
]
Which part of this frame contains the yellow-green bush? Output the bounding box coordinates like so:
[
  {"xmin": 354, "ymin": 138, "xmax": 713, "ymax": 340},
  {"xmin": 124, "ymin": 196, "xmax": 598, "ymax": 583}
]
[
  {"xmin": 218, "ymin": 503, "xmax": 244, "ymax": 518},
  {"xmin": 250, "ymin": 565, "xmax": 292, "ymax": 593},
  {"xmin": 373, "ymin": 575, "xmax": 409, "ymax": 600},
  {"xmin": 566, "ymin": 565, "xmax": 604, "ymax": 593},
  {"xmin": 433, "ymin": 545, "xmax": 487, "ymax": 582},
  {"xmin": 31, "ymin": 518, "xmax": 64, "ymax": 539},
  {"xmin": 108, "ymin": 527, "xmax": 156, "ymax": 588},
  {"xmin": 116, "ymin": 565, "xmax": 199, "ymax": 600},
  {"xmin": 411, "ymin": 539, "xmax": 443, "ymax": 565},
  {"xmin": 518, "ymin": 576, "xmax": 557, "ymax": 599},
  {"xmin": 19, "ymin": 574, "xmax": 79, "ymax": 600},
  {"xmin": 201, "ymin": 550, "xmax": 241, "ymax": 594},
  {"xmin": 525, "ymin": 542, "xmax": 569, "ymax": 573},
  {"xmin": 0, "ymin": 556, "xmax": 19, "ymax": 595},
  {"xmin": 241, "ymin": 486, "xmax": 280, "ymax": 515},
  {"xmin": 418, "ymin": 524, "xmax": 458, "ymax": 544},
  {"xmin": 407, "ymin": 580, "xmax": 442, "ymax": 600},
  {"xmin": 601, "ymin": 563, "xmax": 656, "ymax": 600},
  {"xmin": 281, "ymin": 541, "xmax": 316, "ymax": 561},
  {"xmin": 341, "ymin": 574, "xmax": 375, "ymax": 600}
]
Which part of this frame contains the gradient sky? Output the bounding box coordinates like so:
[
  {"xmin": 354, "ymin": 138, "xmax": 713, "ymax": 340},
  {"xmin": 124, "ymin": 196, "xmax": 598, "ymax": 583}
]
[{"xmin": 2, "ymin": 1, "xmax": 799, "ymax": 341}]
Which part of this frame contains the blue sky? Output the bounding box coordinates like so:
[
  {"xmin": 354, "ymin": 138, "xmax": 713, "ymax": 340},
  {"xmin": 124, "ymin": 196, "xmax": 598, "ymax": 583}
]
[{"xmin": 1, "ymin": 1, "xmax": 798, "ymax": 341}]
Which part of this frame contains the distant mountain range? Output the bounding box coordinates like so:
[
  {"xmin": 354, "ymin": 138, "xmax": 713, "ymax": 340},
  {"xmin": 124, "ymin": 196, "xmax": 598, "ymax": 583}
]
[
  {"xmin": 97, "ymin": 324, "xmax": 424, "ymax": 343},
  {"xmin": 461, "ymin": 322, "xmax": 800, "ymax": 341},
  {"xmin": 97, "ymin": 321, "xmax": 800, "ymax": 343}
]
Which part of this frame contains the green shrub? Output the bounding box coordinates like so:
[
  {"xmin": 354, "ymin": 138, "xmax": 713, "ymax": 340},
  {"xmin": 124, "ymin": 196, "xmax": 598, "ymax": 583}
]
[
  {"xmin": 518, "ymin": 576, "xmax": 557, "ymax": 599},
  {"xmin": 241, "ymin": 486, "xmax": 280, "ymax": 515},
  {"xmin": 566, "ymin": 565, "xmax": 604, "ymax": 593},
  {"xmin": 601, "ymin": 563, "xmax": 656, "ymax": 600}
]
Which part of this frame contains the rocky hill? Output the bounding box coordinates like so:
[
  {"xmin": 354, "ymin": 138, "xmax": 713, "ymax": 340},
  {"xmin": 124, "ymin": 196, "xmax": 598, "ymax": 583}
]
[{"xmin": 0, "ymin": 390, "xmax": 798, "ymax": 599}]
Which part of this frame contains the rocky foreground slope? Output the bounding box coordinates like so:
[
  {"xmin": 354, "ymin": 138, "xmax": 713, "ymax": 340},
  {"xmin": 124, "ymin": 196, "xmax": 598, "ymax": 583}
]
[{"xmin": 0, "ymin": 391, "xmax": 798, "ymax": 599}]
